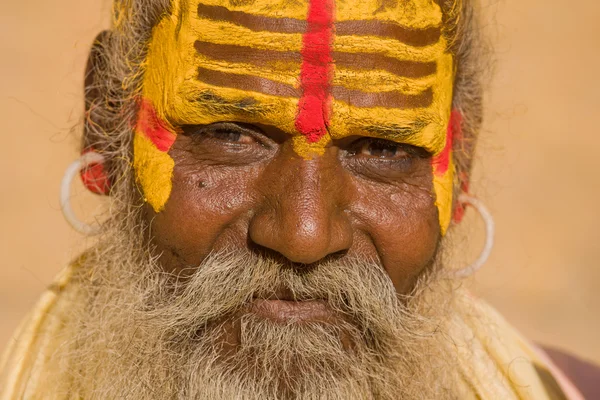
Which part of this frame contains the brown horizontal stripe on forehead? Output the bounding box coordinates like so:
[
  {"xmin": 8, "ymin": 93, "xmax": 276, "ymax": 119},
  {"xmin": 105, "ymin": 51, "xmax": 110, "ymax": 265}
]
[
  {"xmin": 194, "ymin": 41, "xmax": 436, "ymax": 79},
  {"xmin": 331, "ymin": 87, "xmax": 433, "ymax": 109},
  {"xmin": 197, "ymin": 67, "xmax": 300, "ymax": 98},
  {"xmin": 336, "ymin": 20, "xmax": 441, "ymax": 47},
  {"xmin": 195, "ymin": 40, "xmax": 301, "ymax": 65},
  {"xmin": 197, "ymin": 4, "xmax": 306, "ymax": 33},
  {"xmin": 197, "ymin": 3, "xmax": 441, "ymax": 47},
  {"xmin": 196, "ymin": 68, "xmax": 432, "ymax": 109},
  {"xmin": 332, "ymin": 51, "xmax": 436, "ymax": 78},
  {"xmin": 198, "ymin": 67, "xmax": 433, "ymax": 109}
]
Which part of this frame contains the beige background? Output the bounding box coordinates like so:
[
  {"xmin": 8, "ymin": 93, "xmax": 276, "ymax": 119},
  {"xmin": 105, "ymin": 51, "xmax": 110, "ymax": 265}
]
[{"xmin": 1, "ymin": 1, "xmax": 599, "ymax": 365}]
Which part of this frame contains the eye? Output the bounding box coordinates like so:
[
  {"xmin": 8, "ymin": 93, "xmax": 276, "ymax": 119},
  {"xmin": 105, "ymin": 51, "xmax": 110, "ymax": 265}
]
[
  {"xmin": 181, "ymin": 122, "xmax": 266, "ymax": 147},
  {"xmin": 350, "ymin": 138, "xmax": 415, "ymax": 160},
  {"xmin": 203, "ymin": 124, "xmax": 256, "ymax": 145},
  {"xmin": 178, "ymin": 122, "xmax": 276, "ymax": 165},
  {"xmin": 342, "ymin": 137, "xmax": 431, "ymax": 182}
]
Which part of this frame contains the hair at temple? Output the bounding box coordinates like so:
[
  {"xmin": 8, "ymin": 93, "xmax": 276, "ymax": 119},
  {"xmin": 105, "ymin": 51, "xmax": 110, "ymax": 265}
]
[{"xmin": 83, "ymin": 0, "xmax": 490, "ymax": 221}]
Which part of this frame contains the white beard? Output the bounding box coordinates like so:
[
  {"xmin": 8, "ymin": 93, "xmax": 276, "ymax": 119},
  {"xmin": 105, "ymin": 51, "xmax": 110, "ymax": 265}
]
[{"xmin": 40, "ymin": 226, "xmax": 461, "ymax": 399}]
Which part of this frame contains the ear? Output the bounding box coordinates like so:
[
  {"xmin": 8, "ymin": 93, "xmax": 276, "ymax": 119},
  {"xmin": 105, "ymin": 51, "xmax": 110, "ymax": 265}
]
[{"xmin": 82, "ymin": 30, "xmax": 112, "ymax": 195}]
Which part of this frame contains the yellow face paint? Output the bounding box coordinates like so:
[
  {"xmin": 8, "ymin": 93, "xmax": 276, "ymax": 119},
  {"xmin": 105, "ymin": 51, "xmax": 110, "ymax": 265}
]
[
  {"xmin": 133, "ymin": 133, "xmax": 175, "ymax": 211},
  {"xmin": 134, "ymin": 0, "xmax": 456, "ymax": 232}
]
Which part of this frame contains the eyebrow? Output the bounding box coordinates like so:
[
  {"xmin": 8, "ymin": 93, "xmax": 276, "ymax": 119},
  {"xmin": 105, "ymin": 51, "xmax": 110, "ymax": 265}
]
[
  {"xmin": 361, "ymin": 119, "xmax": 431, "ymax": 141},
  {"xmin": 192, "ymin": 90, "xmax": 273, "ymax": 117},
  {"xmin": 197, "ymin": 3, "xmax": 441, "ymax": 47},
  {"xmin": 191, "ymin": 90, "xmax": 432, "ymax": 141}
]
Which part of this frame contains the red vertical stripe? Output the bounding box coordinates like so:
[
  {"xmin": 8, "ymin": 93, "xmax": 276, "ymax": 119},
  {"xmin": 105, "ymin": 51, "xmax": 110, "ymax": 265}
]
[
  {"xmin": 432, "ymin": 110, "xmax": 461, "ymax": 176},
  {"xmin": 295, "ymin": 0, "xmax": 335, "ymax": 143}
]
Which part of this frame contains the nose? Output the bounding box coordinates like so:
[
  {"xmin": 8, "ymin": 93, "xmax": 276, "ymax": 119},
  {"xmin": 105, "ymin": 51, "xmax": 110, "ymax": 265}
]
[{"xmin": 249, "ymin": 153, "xmax": 353, "ymax": 264}]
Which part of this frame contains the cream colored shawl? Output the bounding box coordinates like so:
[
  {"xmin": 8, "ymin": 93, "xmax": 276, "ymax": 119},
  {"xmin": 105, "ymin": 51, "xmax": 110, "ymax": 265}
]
[{"xmin": 0, "ymin": 263, "xmax": 581, "ymax": 399}]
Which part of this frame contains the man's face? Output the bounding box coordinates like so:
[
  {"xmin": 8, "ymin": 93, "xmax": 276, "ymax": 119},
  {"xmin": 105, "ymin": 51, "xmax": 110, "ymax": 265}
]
[
  {"xmin": 63, "ymin": 2, "xmax": 462, "ymax": 396},
  {"xmin": 134, "ymin": 0, "xmax": 456, "ymax": 295}
]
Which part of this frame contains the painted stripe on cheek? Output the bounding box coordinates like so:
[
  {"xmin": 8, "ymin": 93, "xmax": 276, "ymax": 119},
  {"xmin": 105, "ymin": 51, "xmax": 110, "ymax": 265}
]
[
  {"xmin": 432, "ymin": 110, "xmax": 461, "ymax": 176},
  {"xmin": 295, "ymin": 0, "xmax": 335, "ymax": 143},
  {"xmin": 136, "ymin": 98, "xmax": 176, "ymax": 152},
  {"xmin": 432, "ymin": 129, "xmax": 451, "ymax": 176}
]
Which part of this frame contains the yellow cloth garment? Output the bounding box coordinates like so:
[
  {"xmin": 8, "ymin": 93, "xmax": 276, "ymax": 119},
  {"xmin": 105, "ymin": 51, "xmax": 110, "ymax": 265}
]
[{"xmin": 0, "ymin": 262, "xmax": 572, "ymax": 399}]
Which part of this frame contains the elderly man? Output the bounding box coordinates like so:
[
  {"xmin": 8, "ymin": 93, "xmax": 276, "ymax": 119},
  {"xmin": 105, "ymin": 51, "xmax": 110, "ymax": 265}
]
[{"xmin": 1, "ymin": 0, "xmax": 597, "ymax": 398}]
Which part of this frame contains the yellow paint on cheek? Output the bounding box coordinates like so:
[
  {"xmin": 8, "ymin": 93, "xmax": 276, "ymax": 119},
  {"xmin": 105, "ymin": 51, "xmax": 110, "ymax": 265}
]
[
  {"xmin": 433, "ymin": 156, "xmax": 455, "ymax": 236},
  {"xmin": 131, "ymin": 3, "xmax": 185, "ymax": 212},
  {"xmin": 133, "ymin": 133, "xmax": 175, "ymax": 212}
]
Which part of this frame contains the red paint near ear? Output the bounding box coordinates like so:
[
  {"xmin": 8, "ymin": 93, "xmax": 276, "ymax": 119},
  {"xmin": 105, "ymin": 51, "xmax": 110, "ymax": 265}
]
[
  {"xmin": 295, "ymin": 0, "xmax": 335, "ymax": 143},
  {"xmin": 432, "ymin": 110, "xmax": 462, "ymax": 176},
  {"xmin": 136, "ymin": 98, "xmax": 177, "ymax": 152},
  {"xmin": 453, "ymin": 171, "xmax": 471, "ymax": 223},
  {"xmin": 453, "ymin": 202, "xmax": 466, "ymax": 223},
  {"xmin": 80, "ymin": 149, "xmax": 110, "ymax": 195},
  {"xmin": 435, "ymin": 110, "xmax": 468, "ymax": 224}
]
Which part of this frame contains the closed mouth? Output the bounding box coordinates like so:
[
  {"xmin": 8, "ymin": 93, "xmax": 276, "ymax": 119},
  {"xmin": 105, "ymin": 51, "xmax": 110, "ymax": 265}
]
[{"xmin": 249, "ymin": 287, "xmax": 335, "ymax": 323}]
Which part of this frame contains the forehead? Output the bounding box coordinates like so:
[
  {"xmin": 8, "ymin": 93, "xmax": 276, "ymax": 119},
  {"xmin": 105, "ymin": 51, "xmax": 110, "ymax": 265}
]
[{"xmin": 143, "ymin": 0, "xmax": 454, "ymax": 155}]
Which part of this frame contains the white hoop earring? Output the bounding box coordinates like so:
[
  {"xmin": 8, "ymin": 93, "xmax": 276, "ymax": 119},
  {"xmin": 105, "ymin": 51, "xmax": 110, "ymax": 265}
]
[
  {"xmin": 453, "ymin": 194, "xmax": 495, "ymax": 278},
  {"xmin": 60, "ymin": 152, "xmax": 105, "ymax": 235}
]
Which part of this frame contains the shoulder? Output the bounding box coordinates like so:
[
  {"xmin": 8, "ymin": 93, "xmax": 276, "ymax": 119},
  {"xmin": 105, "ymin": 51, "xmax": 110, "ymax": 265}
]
[
  {"xmin": 0, "ymin": 260, "xmax": 81, "ymax": 399},
  {"xmin": 455, "ymin": 293, "xmax": 590, "ymax": 400},
  {"xmin": 542, "ymin": 346, "xmax": 600, "ymax": 400}
]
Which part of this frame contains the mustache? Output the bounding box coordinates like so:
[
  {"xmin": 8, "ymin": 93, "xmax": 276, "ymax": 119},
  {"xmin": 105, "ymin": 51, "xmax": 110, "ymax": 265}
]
[
  {"xmin": 56, "ymin": 238, "xmax": 451, "ymax": 399},
  {"xmin": 138, "ymin": 250, "xmax": 425, "ymax": 338}
]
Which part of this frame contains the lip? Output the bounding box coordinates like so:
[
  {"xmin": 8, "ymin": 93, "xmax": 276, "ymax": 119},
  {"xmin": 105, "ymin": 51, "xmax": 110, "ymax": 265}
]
[{"xmin": 248, "ymin": 299, "xmax": 337, "ymax": 323}]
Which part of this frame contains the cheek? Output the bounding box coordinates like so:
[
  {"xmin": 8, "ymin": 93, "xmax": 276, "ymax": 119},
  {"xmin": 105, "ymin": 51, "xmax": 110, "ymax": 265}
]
[
  {"xmin": 146, "ymin": 153, "xmax": 259, "ymax": 271},
  {"xmin": 352, "ymin": 179, "xmax": 440, "ymax": 293}
]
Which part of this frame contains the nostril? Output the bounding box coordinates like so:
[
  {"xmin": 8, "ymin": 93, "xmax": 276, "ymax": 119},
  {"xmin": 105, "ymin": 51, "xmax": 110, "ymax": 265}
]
[
  {"xmin": 246, "ymin": 240, "xmax": 349, "ymax": 273},
  {"xmin": 248, "ymin": 206, "xmax": 353, "ymax": 265}
]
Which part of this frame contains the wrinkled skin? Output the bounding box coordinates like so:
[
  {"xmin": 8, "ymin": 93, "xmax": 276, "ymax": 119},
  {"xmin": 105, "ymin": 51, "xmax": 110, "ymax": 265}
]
[
  {"xmin": 85, "ymin": 15, "xmax": 443, "ymax": 355},
  {"xmin": 147, "ymin": 122, "xmax": 440, "ymax": 295}
]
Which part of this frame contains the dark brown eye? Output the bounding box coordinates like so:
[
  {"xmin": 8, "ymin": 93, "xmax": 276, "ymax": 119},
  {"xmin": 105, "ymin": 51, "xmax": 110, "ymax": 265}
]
[
  {"xmin": 206, "ymin": 126, "xmax": 255, "ymax": 144},
  {"xmin": 352, "ymin": 138, "xmax": 410, "ymax": 160},
  {"xmin": 181, "ymin": 122, "xmax": 258, "ymax": 145}
]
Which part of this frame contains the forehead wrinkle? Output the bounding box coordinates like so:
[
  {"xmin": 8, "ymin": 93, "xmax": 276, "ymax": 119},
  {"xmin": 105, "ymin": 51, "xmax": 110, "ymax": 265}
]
[
  {"xmin": 193, "ymin": 90, "xmax": 273, "ymax": 118},
  {"xmin": 357, "ymin": 119, "xmax": 430, "ymax": 143}
]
